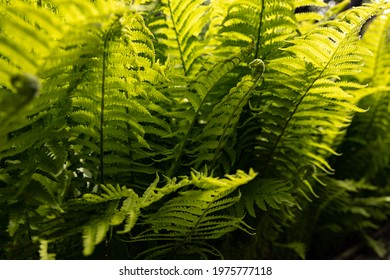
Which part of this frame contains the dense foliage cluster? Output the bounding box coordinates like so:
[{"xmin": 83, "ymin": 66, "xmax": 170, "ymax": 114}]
[{"xmin": 1, "ymin": 0, "xmax": 390, "ymax": 259}]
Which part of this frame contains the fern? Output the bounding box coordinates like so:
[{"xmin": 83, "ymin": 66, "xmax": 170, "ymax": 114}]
[
  {"xmin": 211, "ymin": 0, "xmax": 299, "ymax": 60},
  {"xmin": 240, "ymin": 179, "xmax": 295, "ymax": 217},
  {"xmin": 32, "ymin": 1, "xmax": 173, "ymax": 190},
  {"xmin": 37, "ymin": 174, "xmax": 191, "ymax": 257},
  {"xmin": 140, "ymin": 0, "xmax": 210, "ymax": 76},
  {"xmin": 248, "ymin": 2, "xmax": 386, "ymax": 180},
  {"xmin": 334, "ymin": 11, "xmax": 390, "ymax": 181},
  {"xmin": 37, "ymin": 169, "xmax": 255, "ymax": 258},
  {"xmin": 162, "ymin": 43, "xmax": 254, "ymax": 176},
  {"xmin": 189, "ymin": 58, "xmax": 264, "ymax": 173},
  {"xmin": 1, "ymin": 0, "xmax": 390, "ymax": 260},
  {"xmin": 290, "ymin": 178, "xmax": 390, "ymax": 258},
  {"xmin": 228, "ymin": 1, "xmax": 390, "ymax": 258},
  {"xmin": 0, "ymin": 0, "xmax": 67, "ymax": 161},
  {"xmin": 131, "ymin": 169, "xmax": 257, "ymax": 259}
]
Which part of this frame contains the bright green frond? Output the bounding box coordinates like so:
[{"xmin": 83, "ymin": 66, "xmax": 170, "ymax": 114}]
[
  {"xmin": 166, "ymin": 44, "xmax": 254, "ymax": 176},
  {"xmin": 141, "ymin": 0, "xmax": 210, "ymax": 76},
  {"xmin": 190, "ymin": 59, "xmax": 264, "ymax": 173},
  {"xmin": 2, "ymin": 0, "xmax": 390, "ymax": 262},
  {"xmin": 131, "ymin": 169, "xmax": 257, "ymax": 259},
  {"xmin": 248, "ymin": 2, "xmax": 385, "ymax": 181},
  {"xmin": 334, "ymin": 11, "xmax": 390, "ymax": 180},
  {"xmin": 216, "ymin": 0, "xmax": 298, "ymax": 60}
]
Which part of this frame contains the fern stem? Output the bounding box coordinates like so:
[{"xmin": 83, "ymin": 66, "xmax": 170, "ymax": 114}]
[
  {"xmin": 168, "ymin": 121, "xmax": 194, "ymax": 177},
  {"xmin": 262, "ymin": 71, "xmax": 323, "ymax": 176},
  {"xmin": 170, "ymin": 192, "xmax": 217, "ymax": 258},
  {"xmin": 167, "ymin": 0, "xmax": 188, "ymax": 75},
  {"xmin": 99, "ymin": 17, "xmax": 120, "ymax": 185},
  {"xmin": 100, "ymin": 43, "xmax": 107, "ymax": 185},
  {"xmin": 169, "ymin": 80, "xmax": 225, "ymax": 177},
  {"xmin": 125, "ymin": 91, "xmax": 134, "ymax": 171},
  {"xmin": 254, "ymin": 0, "xmax": 265, "ymax": 59}
]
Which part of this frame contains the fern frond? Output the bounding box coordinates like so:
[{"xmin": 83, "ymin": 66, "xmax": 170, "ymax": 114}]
[
  {"xmin": 215, "ymin": 0, "xmax": 298, "ymax": 60},
  {"xmin": 138, "ymin": 174, "xmax": 191, "ymax": 208},
  {"xmin": 30, "ymin": 173, "xmax": 61, "ymax": 208},
  {"xmin": 0, "ymin": 2, "xmax": 64, "ymax": 83},
  {"xmin": 292, "ymin": 178, "xmax": 390, "ymax": 258},
  {"xmin": 142, "ymin": 0, "xmax": 210, "ymax": 76},
  {"xmin": 0, "ymin": 2, "xmax": 61, "ymax": 82},
  {"xmin": 0, "ymin": 2, "xmax": 72, "ymax": 207},
  {"xmin": 131, "ymin": 169, "xmax": 257, "ymax": 259},
  {"xmin": 82, "ymin": 216, "xmax": 112, "ymax": 257},
  {"xmin": 41, "ymin": 173, "xmax": 192, "ymax": 256},
  {"xmin": 190, "ymin": 59, "xmax": 264, "ymax": 173},
  {"xmin": 36, "ymin": 2, "xmax": 173, "ymax": 187},
  {"xmin": 334, "ymin": 11, "xmax": 390, "ymax": 180},
  {"xmin": 240, "ymin": 179, "xmax": 295, "ymax": 217},
  {"xmin": 166, "ymin": 44, "xmax": 253, "ymax": 176},
  {"xmin": 7, "ymin": 207, "xmax": 27, "ymax": 237},
  {"xmin": 249, "ymin": 2, "xmax": 386, "ymax": 181},
  {"xmin": 68, "ymin": 184, "xmax": 139, "ymax": 255},
  {"xmin": 71, "ymin": 185, "xmax": 139, "ymax": 252}
]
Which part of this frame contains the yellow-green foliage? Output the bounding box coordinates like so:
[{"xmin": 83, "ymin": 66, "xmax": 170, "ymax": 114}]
[{"xmin": 1, "ymin": 0, "xmax": 390, "ymax": 260}]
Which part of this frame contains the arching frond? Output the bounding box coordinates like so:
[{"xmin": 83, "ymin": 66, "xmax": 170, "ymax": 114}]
[
  {"xmin": 0, "ymin": 0, "xmax": 67, "ymax": 159},
  {"xmin": 38, "ymin": 1, "xmax": 173, "ymax": 188},
  {"xmin": 250, "ymin": 2, "xmax": 386, "ymax": 180},
  {"xmin": 39, "ymin": 174, "xmax": 192, "ymax": 256},
  {"xmin": 189, "ymin": 59, "xmax": 264, "ymax": 173},
  {"xmin": 165, "ymin": 44, "xmax": 254, "ymax": 176},
  {"xmin": 131, "ymin": 169, "xmax": 257, "ymax": 259},
  {"xmin": 290, "ymin": 177, "xmax": 390, "ymax": 258}
]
